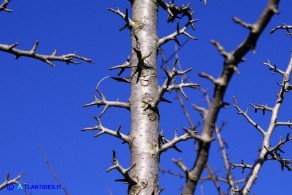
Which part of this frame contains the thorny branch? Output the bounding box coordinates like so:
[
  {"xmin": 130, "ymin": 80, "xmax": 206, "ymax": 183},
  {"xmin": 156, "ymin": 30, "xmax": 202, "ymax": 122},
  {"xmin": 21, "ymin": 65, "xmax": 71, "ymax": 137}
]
[
  {"xmin": 240, "ymin": 53, "xmax": 292, "ymax": 194},
  {"xmin": 158, "ymin": 20, "xmax": 198, "ymax": 46},
  {"xmin": 229, "ymin": 160, "xmax": 253, "ymax": 174},
  {"xmin": 183, "ymin": 1, "xmax": 280, "ymax": 194},
  {"xmin": 270, "ymin": 23, "xmax": 292, "ymax": 37},
  {"xmin": 263, "ymin": 59, "xmax": 285, "ymax": 76},
  {"xmin": 108, "ymin": 56, "xmax": 131, "ymax": 76},
  {"xmin": 173, "ymin": 51, "xmax": 198, "ymax": 129},
  {"xmin": 82, "ymin": 87, "xmax": 130, "ymax": 117},
  {"xmin": 82, "ymin": 117, "xmax": 130, "ymax": 143},
  {"xmin": 157, "ymin": 0, "xmax": 198, "ymax": 46},
  {"xmin": 152, "ymin": 59, "xmax": 199, "ymax": 107},
  {"xmin": 266, "ymin": 133, "xmax": 292, "ymax": 171},
  {"xmin": 0, "ymin": 0, "xmax": 12, "ymax": 12},
  {"xmin": 157, "ymin": 0, "xmax": 193, "ymax": 23},
  {"xmin": 276, "ymin": 120, "xmax": 292, "ymax": 128},
  {"xmin": 140, "ymin": 58, "xmax": 199, "ymax": 111},
  {"xmin": 191, "ymin": 90, "xmax": 237, "ymax": 193},
  {"xmin": 159, "ymin": 129, "xmax": 196, "ymax": 153},
  {"xmin": 0, "ymin": 41, "xmax": 92, "ymax": 67},
  {"xmin": 233, "ymin": 96, "xmax": 266, "ymax": 136},
  {"xmin": 249, "ymin": 103, "xmax": 272, "ymax": 115},
  {"xmin": 107, "ymin": 8, "xmax": 135, "ymax": 31},
  {"xmin": 0, "ymin": 172, "xmax": 23, "ymax": 190},
  {"xmin": 106, "ymin": 150, "xmax": 136, "ymax": 185}
]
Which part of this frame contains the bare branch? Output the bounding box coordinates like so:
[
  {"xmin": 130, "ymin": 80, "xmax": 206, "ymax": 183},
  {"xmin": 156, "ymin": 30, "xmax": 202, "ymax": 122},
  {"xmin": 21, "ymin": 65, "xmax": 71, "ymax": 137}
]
[
  {"xmin": 159, "ymin": 167, "xmax": 185, "ymax": 179},
  {"xmin": 106, "ymin": 150, "xmax": 136, "ymax": 184},
  {"xmin": 82, "ymin": 117, "xmax": 130, "ymax": 143},
  {"xmin": 242, "ymin": 51, "xmax": 292, "ymax": 195},
  {"xmin": 107, "ymin": 8, "xmax": 135, "ymax": 31},
  {"xmin": 263, "ymin": 59, "xmax": 285, "ymax": 75},
  {"xmin": 275, "ymin": 120, "xmax": 292, "ymax": 128},
  {"xmin": 270, "ymin": 23, "xmax": 292, "ymax": 37},
  {"xmin": 159, "ymin": 130, "xmax": 195, "ymax": 153},
  {"xmin": 0, "ymin": 41, "xmax": 92, "ymax": 67},
  {"xmin": 265, "ymin": 136, "xmax": 292, "ymax": 171},
  {"xmin": 229, "ymin": 160, "xmax": 253, "ymax": 173},
  {"xmin": 177, "ymin": 91, "xmax": 196, "ymax": 129},
  {"xmin": 158, "ymin": 20, "xmax": 198, "ymax": 46},
  {"xmin": 40, "ymin": 147, "xmax": 69, "ymax": 195},
  {"xmin": 110, "ymin": 76, "xmax": 131, "ymax": 84},
  {"xmin": 166, "ymin": 82, "xmax": 200, "ymax": 99},
  {"xmin": 184, "ymin": 127, "xmax": 215, "ymax": 143},
  {"xmin": 157, "ymin": 0, "xmax": 198, "ymax": 46},
  {"xmin": 271, "ymin": 133, "xmax": 292, "ymax": 152},
  {"xmin": 151, "ymin": 61, "xmax": 199, "ymax": 107},
  {"xmin": 0, "ymin": 0, "xmax": 12, "ymax": 12},
  {"xmin": 215, "ymin": 124, "xmax": 236, "ymax": 191},
  {"xmin": 233, "ymin": 17, "xmax": 253, "ymax": 30},
  {"xmin": 232, "ymin": 0, "xmax": 279, "ymax": 60},
  {"xmin": 172, "ymin": 159, "xmax": 189, "ymax": 177},
  {"xmin": 157, "ymin": 0, "xmax": 194, "ymax": 25},
  {"xmin": 0, "ymin": 172, "xmax": 23, "ymax": 190},
  {"xmin": 159, "ymin": 39, "xmax": 189, "ymax": 67},
  {"xmin": 184, "ymin": 1, "xmax": 280, "ymax": 193},
  {"xmin": 205, "ymin": 164, "xmax": 224, "ymax": 195},
  {"xmin": 82, "ymin": 87, "xmax": 130, "ymax": 117},
  {"xmin": 192, "ymin": 104, "xmax": 208, "ymax": 120},
  {"xmin": 249, "ymin": 103, "xmax": 272, "ymax": 115},
  {"xmin": 108, "ymin": 56, "xmax": 131, "ymax": 76},
  {"xmin": 173, "ymin": 51, "xmax": 197, "ymax": 129},
  {"xmin": 210, "ymin": 40, "xmax": 230, "ymax": 59},
  {"xmin": 198, "ymin": 72, "xmax": 223, "ymax": 85},
  {"xmin": 233, "ymin": 96, "xmax": 266, "ymax": 136}
]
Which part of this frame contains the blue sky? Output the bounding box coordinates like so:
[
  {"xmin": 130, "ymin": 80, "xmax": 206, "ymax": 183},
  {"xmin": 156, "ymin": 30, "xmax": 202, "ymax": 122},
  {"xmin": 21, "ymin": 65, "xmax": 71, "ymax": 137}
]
[{"xmin": 0, "ymin": 0, "xmax": 292, "ymax": 194}]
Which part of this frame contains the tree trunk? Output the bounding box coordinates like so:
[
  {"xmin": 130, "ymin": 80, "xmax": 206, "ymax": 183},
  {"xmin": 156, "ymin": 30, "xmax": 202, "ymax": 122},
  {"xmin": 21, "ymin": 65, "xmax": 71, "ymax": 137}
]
[{"xmin": 129, "ymin": 1, "xmax": 159, "ymax": 194}]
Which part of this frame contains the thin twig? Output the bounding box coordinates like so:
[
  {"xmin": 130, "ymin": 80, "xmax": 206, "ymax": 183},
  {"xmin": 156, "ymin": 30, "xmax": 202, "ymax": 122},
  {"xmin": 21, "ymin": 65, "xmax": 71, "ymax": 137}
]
[{"xmin": 40, "ymin": 147, "xmax": 69, "ymax": 195}]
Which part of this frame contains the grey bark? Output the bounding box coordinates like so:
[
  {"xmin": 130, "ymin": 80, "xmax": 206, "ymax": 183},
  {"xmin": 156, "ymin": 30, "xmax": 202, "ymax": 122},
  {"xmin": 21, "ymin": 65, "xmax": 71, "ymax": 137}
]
[{"xmin": 128, "ymin": 1, "xmax": 160, "ymax": 194}]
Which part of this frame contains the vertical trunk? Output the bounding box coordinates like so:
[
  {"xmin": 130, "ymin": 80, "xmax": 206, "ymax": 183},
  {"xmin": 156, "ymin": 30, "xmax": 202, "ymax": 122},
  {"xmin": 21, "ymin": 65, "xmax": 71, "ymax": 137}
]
[{"xmin": 129, "ymin": 1, "xmax": 159, "ymax": 194}]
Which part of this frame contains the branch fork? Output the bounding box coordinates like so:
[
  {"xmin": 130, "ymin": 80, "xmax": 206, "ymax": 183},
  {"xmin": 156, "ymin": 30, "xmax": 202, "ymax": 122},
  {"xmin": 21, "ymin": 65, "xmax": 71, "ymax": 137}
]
[
  {"xmin": 159, "ymin": 129, "xmax": 195, "ymax": 153},
  {"xmin": 0, "ymin": 0, "xmax": 12, "ymax": 12},
  {"xmin": 82, "ymin": 117, "xmax": 130, "ymax": 143},
  {"xmin": 0, "ymin": 172, "xmax": 23, "ymax": 190},
  {"xmin": 233, "ymin": 96, "xmax": 266, "ymax": 136},
  {"xmin": 151, "ymin": 59, "xmax": 199, "ymax": 108},
  {"xmin": 106, "ymin": 150, "xmax": 136, "ymax": 184},
  {"xmin": 158, "ymin": 20, "xmax": 198, "ymax": 46},
  {"xmin": 108, "ymin": 56, "xmax": 131, "ymax": 76},
  {"xmin": 107, "ymin": 8, "xmax": 135, "ymax": 31},
  {"xmin": 82, "ymin": 87, "xmax": 130, "ymax": 117}
]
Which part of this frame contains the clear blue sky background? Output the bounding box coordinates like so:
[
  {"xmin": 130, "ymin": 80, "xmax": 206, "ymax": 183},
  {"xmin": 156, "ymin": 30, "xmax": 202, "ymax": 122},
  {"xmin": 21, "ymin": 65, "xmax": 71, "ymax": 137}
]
[{"xmin": 0, "ymin": 0, "xmax": 292, "ymax": 194}]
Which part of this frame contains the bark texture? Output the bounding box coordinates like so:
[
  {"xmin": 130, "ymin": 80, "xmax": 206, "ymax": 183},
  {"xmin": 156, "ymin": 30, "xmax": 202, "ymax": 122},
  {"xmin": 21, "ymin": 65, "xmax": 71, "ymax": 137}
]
[{"xmin": 129, "ymin": 1, "xmax": 160, "ymax": 194}]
